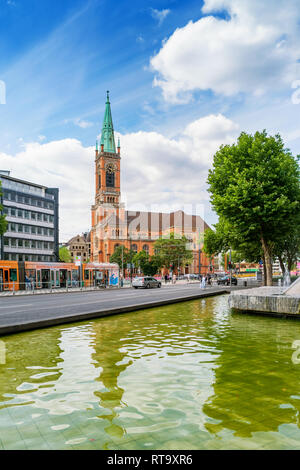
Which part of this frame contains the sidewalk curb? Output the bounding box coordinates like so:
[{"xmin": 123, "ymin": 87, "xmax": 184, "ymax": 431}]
[{"xmin": 0, "ymin": 289, "xmax": 229, "ymax": 336}]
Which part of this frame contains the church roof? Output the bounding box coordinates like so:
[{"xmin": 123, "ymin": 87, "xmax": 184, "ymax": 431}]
[
  {"xmin": 99, "ymin": 91, "xmax": 116, "ymax": 153},
  {"xmin": 100, "ymin": 209, "xmax": 209, "ymax": 236}
]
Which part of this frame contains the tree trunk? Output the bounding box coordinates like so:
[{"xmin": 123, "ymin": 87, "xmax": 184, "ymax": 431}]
[
  {"xmin": 261, "ymin": 236, "xmax": 273, "ymax": 286},
  {"xmin": 262, "ymin": 253, "xmax": 267, "ymax": 286}
]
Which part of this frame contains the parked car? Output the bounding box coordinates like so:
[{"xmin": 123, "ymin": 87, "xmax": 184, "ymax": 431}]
[
  {"xmin": 132, "ymin": 276, "xmax": 162, "ymax": 289},
  {"xmin": 217, "ymin": 275, "xmax": 238, "ymax": 286}
]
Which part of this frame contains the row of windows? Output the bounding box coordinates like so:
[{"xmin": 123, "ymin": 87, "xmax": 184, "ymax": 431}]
[
  {"xmin": 3, "ymin": 253, "xmax": 54, "ymax": 262},
  {"xmin": 70, "ymin": 252, "xmax": 88, "ymax": 258},
  {"xmin": 6, "ymin": 223, "xmax": 54, "ymax": 237},
  {"xmin": 4, "ymin": 237, "xmax": 54, "ymax": 250},
  {"xmin": 1, "ymin": 178, "xmax": 45, "ymax": 196},
  {"xmin": 3, "ymin": 207, "xmax": 54, "ymax": 223},
  {"xmin": 2, "ymin": 191, "xmax": 54, "ymax": 210},
  {"xmin": 114, "ymin": 244, "xmax": 149, "ymax": 253}
]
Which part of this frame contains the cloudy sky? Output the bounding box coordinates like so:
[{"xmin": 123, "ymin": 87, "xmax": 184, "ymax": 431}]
[{"xmin": 1, "ymin": 0, "xmax": 300, "ymax": 241}]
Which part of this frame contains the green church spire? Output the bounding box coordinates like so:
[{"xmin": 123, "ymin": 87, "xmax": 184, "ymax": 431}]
[{"xmin": 100, "ymin": 90, "xmax": 116, "ymax": 153}]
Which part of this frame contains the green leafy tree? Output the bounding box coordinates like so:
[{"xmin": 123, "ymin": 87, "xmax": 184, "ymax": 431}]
[
  {"xmin": 207, "ymin": 130, "xmax": 300, "ymax": 285},
  {"xmin": 133, "ymin": 250, "xmax": 163, "ymax": 276},
  {"xmin": 273, "ymin": 218, "xmax": 300, "ymax": 274},
  {"xmin": 0, "ymin": 181, "xmax": 7, "ymax": 236},
  {"xmin": 59, "ymin": 246, "xmax": 72, "ymax": 263},
  {"xmin": 109, "ymin": 246, "xmax": 135, "ymax": 274},
  {"xmin": 154, "ymin": 233, "xmax": 193, "ymax": 272}
]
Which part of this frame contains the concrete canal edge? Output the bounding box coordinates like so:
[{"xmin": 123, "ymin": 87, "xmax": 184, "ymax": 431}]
[
  {"xmin": 229, "ymin": 286, "xmax": 300, "ymax": 318},
  {"xmin": 0, "ymin": 289, "xmax": 229, "ymax": 336}
]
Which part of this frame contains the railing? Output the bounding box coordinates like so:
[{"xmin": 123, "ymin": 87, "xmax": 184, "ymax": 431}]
[{"xmin": 0, "ymin": 280, "xmax": 120, "ymax": 295}]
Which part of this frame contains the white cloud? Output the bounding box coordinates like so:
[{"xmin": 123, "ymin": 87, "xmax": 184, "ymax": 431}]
[
  {"xmin": 0, "ymin": 139, "xmax": 94, "ymax": 242},
  {"xmin": 150, "ymin": 8, "xmax": 170, "ymax": 26},
  {"xmin": 150, "ymin": 0, "xmax": 300, "ymax": 103},
  {"xmin": 0, "ymin": 113, "xmax": 239, "ymax": 240}
]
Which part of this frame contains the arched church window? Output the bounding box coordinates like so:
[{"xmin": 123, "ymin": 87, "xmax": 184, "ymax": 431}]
[
  {"xmin": 131, "ymin": 244, "xmax": 138, "ymax": 253},
  {"xmin": 106, "ymin": 164, "xmax": 115, "ymax": 187},
  {"xmin": 98, "ymin": 174, "xmax": 101, "ymax": 188},
  {"xmin": 142, "ymin": 244, "xmax": 149, "ymax": 253}
]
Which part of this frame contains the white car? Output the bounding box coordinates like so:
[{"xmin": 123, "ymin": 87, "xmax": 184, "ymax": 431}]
[{"xmin": 132, "ymin": 276, "xmax": 162, "ymax": 289}]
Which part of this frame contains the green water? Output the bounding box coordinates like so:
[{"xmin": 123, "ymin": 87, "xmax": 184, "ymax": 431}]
[{"xmin": 0, "ymin": 295, "xmax": 300, "ymax": 450}]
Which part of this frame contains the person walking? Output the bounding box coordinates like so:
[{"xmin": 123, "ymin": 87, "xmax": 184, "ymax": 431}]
[
  {"xmin": 165, "ymin": 274, "xmax": 168, "ymax": 284},
  {"xmin": 172, "ymin": 273, "xmax": 176, "ymax": 285},
  {"xmin": 25, "ymin": 274, "xmax": 30, "ymax": 291}
]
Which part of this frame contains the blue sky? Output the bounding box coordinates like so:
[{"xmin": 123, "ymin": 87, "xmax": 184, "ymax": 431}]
[
  {"xmin": 1, "ymin": 0, "xmax": 300, "ymax": 240},
  {"xmin": 0, "ymin": 0, "xmax": 213, "ymax": 147}
]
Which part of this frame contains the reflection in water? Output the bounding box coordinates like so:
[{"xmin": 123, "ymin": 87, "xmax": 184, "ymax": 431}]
[
  {"xmin": 203, "ymin": 313, "xmax": 300, "ymax": 439},
  {"xmin": 0, "ymin": 295, "xmax": 300, "ymax": 450}
]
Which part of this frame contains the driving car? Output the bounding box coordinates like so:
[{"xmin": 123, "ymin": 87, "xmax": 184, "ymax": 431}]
[
  {"xmin": 132, "ymin": 276, "xmax": 162, "ymax": 289},
  {"xmin": 217, "ymin": 275, "xmax": 238, "ymax": 286}
]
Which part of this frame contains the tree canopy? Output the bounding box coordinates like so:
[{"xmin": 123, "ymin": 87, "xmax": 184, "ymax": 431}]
[
  {"xmin": 109, "ymin": 245, "xmax": 135, "ymax": 273},
  {"xmin": 59, "ymin": 246, "xmax": 72, "ymax": 263},
  {"xmin": 207, "ymin": 130, "xmax": 300, "ymax": 285},
  {"xmin": 132, "ymin": 250, "xmax": 162, "ymax": 276},
  {"xmin": 153, "ymin": 233, "xmax": 193, "ymax": 272}
]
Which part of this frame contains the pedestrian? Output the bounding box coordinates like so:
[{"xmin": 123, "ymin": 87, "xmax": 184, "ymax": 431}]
[
  {"xmin": 25, "ymin": 274, "xmax": 30, "ymax": 291},
  {"xmin": 172, "ymin": 273, "xmax": 176, "ymax": 285},
  {"xmin": 165, "ymin": 274, "xmax": 168, "ymax": 284},
  {"xmin": 201, "ymin": 276, "xmax": 206, "ymax": 289}
]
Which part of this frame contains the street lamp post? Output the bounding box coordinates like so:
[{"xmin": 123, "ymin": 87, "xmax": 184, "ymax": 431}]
[{"xmin": 129, "ymin": 235, "xmax": 132, "ymax": 284}]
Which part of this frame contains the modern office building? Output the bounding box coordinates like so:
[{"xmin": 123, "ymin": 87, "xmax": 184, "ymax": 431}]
[{"xmin": 0, "ymin": 171, "xmax": 59, "ymax": 262}]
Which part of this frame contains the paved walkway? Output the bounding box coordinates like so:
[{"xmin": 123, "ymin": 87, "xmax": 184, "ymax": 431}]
[{"xmin": 0, "ymin": 284, "xmax": 248, "ymax": 336}]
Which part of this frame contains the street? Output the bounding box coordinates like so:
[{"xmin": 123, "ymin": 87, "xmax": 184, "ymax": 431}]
[{"xmin": 0, "ymin": 283, "xmax": 241, "ymax": 335}]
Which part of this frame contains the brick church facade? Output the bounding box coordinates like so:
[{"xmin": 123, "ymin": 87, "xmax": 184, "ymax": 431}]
[{"xmin": 90, "ymin": 92, "xmax": 213, "ymax": 275}]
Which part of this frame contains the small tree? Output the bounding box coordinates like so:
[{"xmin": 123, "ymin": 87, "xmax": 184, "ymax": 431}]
[
  {"xmin": 154, "ymin": 233, "xmax": 193, "ymax": 272},
  {"xmin": 109, "ymin": 246, "xmax": 135, "ymax": 274},
  {"xmin": 133, "ymin": 250, "xmax": 162, "ymax": 276},
  {"xmin": 59, "ymin": 246, "xmax": 72, "ymax": 263}
]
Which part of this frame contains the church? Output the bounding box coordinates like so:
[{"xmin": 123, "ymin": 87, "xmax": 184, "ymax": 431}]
[{"xmin": 90, "ymin": 92, "xmax": 213, "ymax": 275}]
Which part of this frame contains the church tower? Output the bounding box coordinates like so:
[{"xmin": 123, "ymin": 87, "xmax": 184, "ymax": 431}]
[
  {"xmin": 91, "ymin": 91, "xmax": 122, "ymax": 262},
  {"xmin": 95, "ymin": 91, "xmax": 121, "ymax": 208}
]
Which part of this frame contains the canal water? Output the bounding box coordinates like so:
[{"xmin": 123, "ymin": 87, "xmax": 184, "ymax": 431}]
[{"xmin": 0, "ymin": 294, "xmax": 300, "ymax": 450}]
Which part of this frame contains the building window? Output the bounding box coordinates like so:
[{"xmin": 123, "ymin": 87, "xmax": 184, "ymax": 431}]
[
  {"xmin": 106, "ymin": 171, "xmax": 115, "ymax": 187},
  {"xmin": 131, "ymin": 244, "xmax": 138, "ymax": 253},
  {"xmin": 98, "ymin": 174, "xmax": 101, "ymax": 188}
]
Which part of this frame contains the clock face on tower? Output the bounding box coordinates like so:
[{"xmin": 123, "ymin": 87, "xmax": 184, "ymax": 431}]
[{"xmin": 106, "ymin": 163, "xmax": 115, "ymax": 174}]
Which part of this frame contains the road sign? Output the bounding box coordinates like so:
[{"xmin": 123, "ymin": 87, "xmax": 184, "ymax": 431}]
[{"xmin": 75, "ymin": 256, "xmax": 81, "ymax": 266}]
